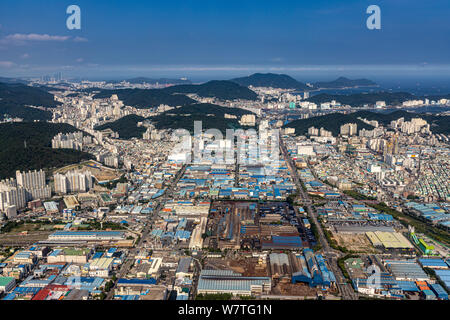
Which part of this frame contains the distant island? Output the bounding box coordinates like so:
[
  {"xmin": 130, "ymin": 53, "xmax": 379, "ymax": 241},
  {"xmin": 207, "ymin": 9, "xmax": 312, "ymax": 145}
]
[{"xmin": 312, "ymin": 77, "xmax": 378, "ymax": 89}]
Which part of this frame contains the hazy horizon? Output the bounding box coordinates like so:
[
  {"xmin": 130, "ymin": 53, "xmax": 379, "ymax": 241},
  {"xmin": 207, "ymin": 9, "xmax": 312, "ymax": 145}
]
[{"xmin": 1, "ymin": 0, "xmax": 450, "ymax": 81}]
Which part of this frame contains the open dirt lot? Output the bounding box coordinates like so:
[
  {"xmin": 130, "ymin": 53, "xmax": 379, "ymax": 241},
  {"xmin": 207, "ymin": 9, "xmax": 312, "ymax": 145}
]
[
  {"xmin": 0, "ymin": 231, "xmax": 51, "ymax": 246},
  {"xmin": 273, "ymin": 282, "xmax": 321, "ymax": 297},
  {"xmin": 55, "ymin": 160, "xmax": 121, "ymax": 182},
  {"xmin": 334, "ymin": 233, "xmax": 377, "ymax": 253}
]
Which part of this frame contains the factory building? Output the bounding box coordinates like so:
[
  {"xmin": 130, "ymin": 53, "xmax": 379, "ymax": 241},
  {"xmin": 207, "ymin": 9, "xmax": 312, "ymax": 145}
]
[
  {"xmin": 189, "ymin": 217, "xmax": 207, "ymax": 250},
  {"xmin": 48, "ymin": 231, "xmax": 125, "ymax": 241},
  {"xmin": 267, "ymin": 251, "xmax": 336, "ymax": 288},
  {"xmin": 366, "ymin": 231, "xmax": 414, "ymax": 252},
  {"xmin": 291, "ymin": 249, "xmax": 336, "ymax": 288},
  {"xmin": 0, "ymin": 276, "xmax": 16, "ymax": 293},
  {"xmin": 197, "ymin": 270, "xmax": 271, "ymax": 296},
  {"xmin": 384, "ymin": 260, "xmax": 429, "ymax": 281}
]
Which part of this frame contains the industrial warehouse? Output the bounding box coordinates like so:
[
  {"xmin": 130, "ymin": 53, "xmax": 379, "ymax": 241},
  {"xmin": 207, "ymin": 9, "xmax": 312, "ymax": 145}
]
[
  {"xmin": 204, "ymin": 201, "xmax": 315, "ymax": 251},
  {"xmin": 270, "ymin": 251, "xmax": 336, "ymax": 288},
  {"xmin": 197, "ymin": 270, "xmax": 272, "ymax": 296}
]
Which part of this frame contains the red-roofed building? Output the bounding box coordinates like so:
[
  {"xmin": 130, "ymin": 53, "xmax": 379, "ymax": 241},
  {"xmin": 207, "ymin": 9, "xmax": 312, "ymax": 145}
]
[{"xmin": 32, "ymin": 289, "xmax": 50, "ymax": 300}]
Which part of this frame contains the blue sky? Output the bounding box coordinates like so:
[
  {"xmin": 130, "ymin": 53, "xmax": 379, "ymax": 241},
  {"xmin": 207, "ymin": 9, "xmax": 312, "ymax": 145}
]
[{"xmin": 0, "ymin": 0, "xmax": 449, "ymax": 81}]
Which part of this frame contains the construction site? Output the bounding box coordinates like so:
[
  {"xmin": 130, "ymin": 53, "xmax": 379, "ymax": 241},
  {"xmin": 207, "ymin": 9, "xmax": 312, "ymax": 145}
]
[
  {"xmin": 54, "ymin": 160, "xmax": 121, "ymax": 183},
  {"xmin": 334, "ymin": 233, "xmax": 377, "ymax": 253}
]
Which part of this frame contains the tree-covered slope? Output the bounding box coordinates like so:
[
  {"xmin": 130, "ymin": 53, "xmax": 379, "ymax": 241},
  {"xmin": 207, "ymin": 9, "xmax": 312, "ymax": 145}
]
[
  {"xmin": 283, "ymin": 110, "xmax": 450, "ymax": 136},
  {"xmin": 230, "ymin": 73, "xmax": 309, "ymax": 91},
  {"xmin": 0, "ymin": 82, "xmax": 59, "ymax": 121},
  {"xmin": 305, "ymin": 92, "xmax": 417, "ymax": 107},
  {"xmin": 93, "ymin": 88, "xmax": 196, "ymax": 108},
  {"xmin": 0, "ymin": 122, "xmax": 93, "ymax": 179},
  {"xmin": 162, "ymin": 80, "xmax": 258, "ymax": 101},
  {"xmin": 283, "ymin": 112, "xmax": 375, "ymax": 136},
  {"xmin": 94, "ymin": 114, "xmax": 147, "ymax": 139}
]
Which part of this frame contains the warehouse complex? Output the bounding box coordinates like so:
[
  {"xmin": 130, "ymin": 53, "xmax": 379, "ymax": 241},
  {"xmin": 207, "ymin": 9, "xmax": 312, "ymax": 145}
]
[
  {"xmin": 197, "ymin": 270, "xmax": 272, "ymax": 296},
  {"xmin": 366, "ymin": 231, "xmax": 414, "ymax": 251},
  {"xmin": 268, "ymin": 250, "xmax": 336, "ymax": 288}
]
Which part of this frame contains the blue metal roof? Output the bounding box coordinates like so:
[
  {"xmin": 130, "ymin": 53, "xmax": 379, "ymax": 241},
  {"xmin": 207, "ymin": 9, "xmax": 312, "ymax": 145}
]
[{"xmin": 118, "ymin": 278, "xmax": 156, "ymax": 285}]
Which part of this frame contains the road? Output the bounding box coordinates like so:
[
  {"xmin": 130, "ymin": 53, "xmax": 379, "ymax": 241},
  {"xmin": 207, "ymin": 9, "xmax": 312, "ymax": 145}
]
[
  {"xmin": 279, "ymin": 134, "xmax": 358, "ymax": 300},
  {"xmin": 105, "ymin": 164, "xmax": 187, "ymax": 300}
]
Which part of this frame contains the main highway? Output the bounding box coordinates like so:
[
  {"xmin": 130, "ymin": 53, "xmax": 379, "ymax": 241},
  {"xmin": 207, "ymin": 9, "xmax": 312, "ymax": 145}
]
[{"xmin": 279, "ymin": 134, "xmax": 358, "ymax": 300}]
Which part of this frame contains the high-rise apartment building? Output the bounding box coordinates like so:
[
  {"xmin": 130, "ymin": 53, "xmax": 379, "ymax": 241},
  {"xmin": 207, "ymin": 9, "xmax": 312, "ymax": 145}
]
[
  {"xmin": 0, "ymin": 183, "xmax": 26, "ymax": 212},
  {"xmin": 54, "ymin": 170, "xmax": 93, "ymax": 194},
  {"xmin": 340, "ymin": 123, "xmax": 358, "ymax": 136},
  {"xmin": 16, "ymin": 169, "xmax": 51, "ymax": 201}
]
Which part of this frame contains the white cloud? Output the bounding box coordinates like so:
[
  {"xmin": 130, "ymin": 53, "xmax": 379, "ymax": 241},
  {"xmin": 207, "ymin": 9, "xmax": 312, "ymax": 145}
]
[
  {"xmin": 270, "ymin": 57, "xmax": 284, "ymax": 62},
  {"xmin": 76, "ymin": 58, "xmax": 84, "ymax": 63},
  {"xmin": 73, "ymin": 36, "xmax": 88, "ymax": 42},
  {"xmin": 5, "ymin": 33, "xmax": 70, "ymax": 42},
  {"xmin": 0, "ymin": 61, "xmax": 16, "ymax": 68},
  {"xmin": 21, "ymin": 53, "xmax": 30, "ymax": 59}
]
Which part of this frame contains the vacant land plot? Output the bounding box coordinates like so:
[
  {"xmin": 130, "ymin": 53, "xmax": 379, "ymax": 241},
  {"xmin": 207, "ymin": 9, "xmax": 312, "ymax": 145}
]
[
  {"xmin": 0, "ymin": 231, "xmax": 51, "ymax": 246},
  {"xmin": 334, "ymin": 233, "xmax": 377, "ymax": 253},
  {"xmin": 275, "ymin": 282, "xmax": 321, "ymax": 297},
  {"xmin": 229, "ymin": 257, "xmax": 268, "ymax": 277},
  {"xmin": 55, "ymin": 160, "xmax": 121, "ymax": 182},
  {"xmin": 205, "ymin": 257, "xmax": 268, "ymax": 277}
]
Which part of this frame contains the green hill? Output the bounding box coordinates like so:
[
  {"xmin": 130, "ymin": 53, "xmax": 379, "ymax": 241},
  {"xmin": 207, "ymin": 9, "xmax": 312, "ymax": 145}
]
[
  {"xmin": 92, "ymin": 88, "xmax": 196, "ymax": 108},
  {"xmin": 94, "ymin": 114, "xmax": 147, "ymax": 139},
  {"xmin": 0, "ymin": 103, "xmax": 52, "ymax": 121},
  {"xmin": 0, "ymin": 82, "xmax": 60, "ymax": 108},
  {"xmin": 283, "ymin": 110, "xmax": 450, "ymax": 136},
  {"xmin": 149, "ymin": 103, "xmax": 255, "ymax": 134},
  {"xmin": 283, "ymin": 113, "xmax": 375, "ymax": 136},
  {"xmin": 306, "ymin": 92, "xmax": 417, "ymax": 107},
  {"xmin": 94, "ymin": 103, "xmax": 255, "ymax": 138},
  {"xmin": 230, "ymin": 73, "xmax": 309, "ymax": 91},
  {"xmin": 162, "ymin": 80, "xmax": 258, "ymax": 101},
  {"xmin": 355, "ymin": 110, "xmax": 450, "ymax": 134},
  {"xmin": 0, "ymin": 82, "xmax": 59, "ymax": 121},
  {"xmin": 0, "ymin": 77, "xmax": 29, "ymax": 84},
  {"xmin": 0, "ymin": 122, "xmax": 93, "ymax": 179}
]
